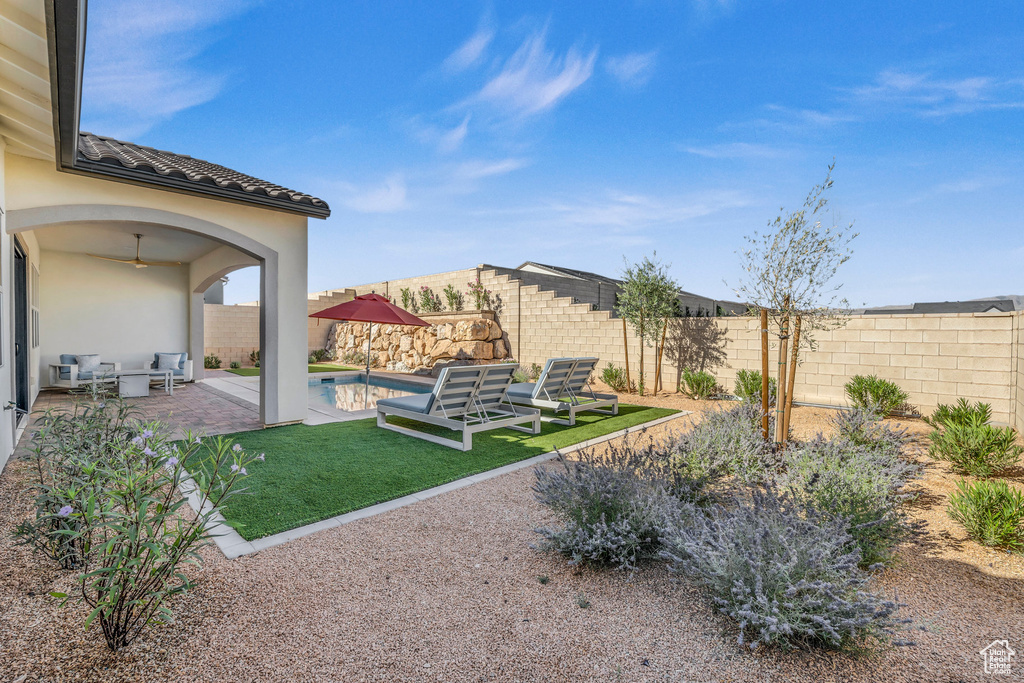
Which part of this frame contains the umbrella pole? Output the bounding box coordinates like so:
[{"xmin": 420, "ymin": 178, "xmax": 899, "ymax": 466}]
[{"xmin": 364, "ymin": 323, "xmax": 373, "ymax": 410}]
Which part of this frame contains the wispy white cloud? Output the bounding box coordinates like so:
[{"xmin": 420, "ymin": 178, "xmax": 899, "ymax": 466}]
[
  {"xmin": 605, "ymin": 51, "xmax": 657, "ymax": 87},
  {"xmin": 453, "ymin": 158, "xmax": 528, "ymax": 181},
  {"xmin": 81, "ymin": 0, "xmax": 251, "ymax": 139},
  {"xmin": 543, "ymin": 188, "xmax": 749, "ymax": 230},
  {"xmin": 443, "ymin": 28, "xmax": 494, "ymax": 72},
  {"xmin": 439, "ymin": 116, "xmax": 471, "ymax": 153},
  {"xmin": 849, "ymin": 70, "xmax": 1024, "ymax": 116},
  {"xmin": 465, "ymin": 29, "xmax": 597, "ymax": 117},
  {"xmin": 336, "ymin": 175, "xmax": 409, "ymax": 213},
  {"xmin": 684, "ymin": 142, "xmax": 789, "ymax": 159},
  {"xmin": 406, "ymin": 114, "xmax": 472, "ymax": 153}
]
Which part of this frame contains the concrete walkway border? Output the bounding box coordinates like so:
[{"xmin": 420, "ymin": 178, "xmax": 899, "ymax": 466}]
[{"xmin": 183, "ymin": 410, "xmax": 690, "ymax": 559}]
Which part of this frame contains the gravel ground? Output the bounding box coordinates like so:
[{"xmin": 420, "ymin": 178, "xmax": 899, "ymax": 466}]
[{"xmin": 1, "ymin": 391, "xmax": 1022, "ymax": 682}]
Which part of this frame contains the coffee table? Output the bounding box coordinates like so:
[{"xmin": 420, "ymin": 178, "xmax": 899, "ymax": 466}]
[{"xmin": 91, "ymin": 369, "xmax": 173, "ymax": 398}]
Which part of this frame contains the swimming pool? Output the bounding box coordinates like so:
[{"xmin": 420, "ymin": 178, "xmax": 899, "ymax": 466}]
[{"xmin": 308, "ymin": 374, "xmax": 430, "ymax": 412}]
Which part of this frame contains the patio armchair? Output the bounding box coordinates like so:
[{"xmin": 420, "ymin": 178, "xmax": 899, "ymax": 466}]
[
  {"xmin": 504, "ymin": 357, "xmax": 618, "ymax": 426},
  {"xmin": 376, "ymin": 364, "xmax": 541, "ymax": 451},
  {"xmin": 48, "ymin": 354, "xmax": 121, "ymax": 389},
  {"xmin": 144, "ymin": 352, "xmax": 194, "ymax": 384}
]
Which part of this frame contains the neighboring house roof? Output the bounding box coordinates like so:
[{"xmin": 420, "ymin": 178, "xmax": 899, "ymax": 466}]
[
  {"xmin": 862, "ymin": 298, "xmax": 1021, "ymax": 315},
  {"xmin": 77, "ymin": 133, "xmax": 330, "ymax": 217},
  {"xmin": 515, "ymin": 261, "xmax": 623, "ymax": 286}
]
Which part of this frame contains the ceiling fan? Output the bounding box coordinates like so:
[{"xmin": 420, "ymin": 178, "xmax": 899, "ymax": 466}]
[{"xmin": 88, "ymin": 234, "xmax": 181, "ymax": 268}]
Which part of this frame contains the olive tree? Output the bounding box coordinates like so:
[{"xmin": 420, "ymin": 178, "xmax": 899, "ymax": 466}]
[
  {"xmin": 735, "ymin": 162, "xmax": 857, "ymax": 443},
  {"xmin": 617, "ymin": 254, "xmax": 680, "ymax": 395}
]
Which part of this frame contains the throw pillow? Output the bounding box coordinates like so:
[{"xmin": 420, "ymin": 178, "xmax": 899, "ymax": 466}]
[
  {"xmin": 157, "ymin": 353, "xmax": 180, "ymax": 371},
  {"xmin": 76, "ymin": 354, "xmax": 101, "ymax": 374}
]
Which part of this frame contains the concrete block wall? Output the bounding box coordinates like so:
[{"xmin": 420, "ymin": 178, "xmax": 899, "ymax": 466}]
[
  {"xmin": 1013, "ymin": 312, "xmax": 1024, "ymax": 432},
  {"xmin": 307, "ymin": 289, "xmax": 356, "ymax": 353},
  {"xmin": 203, "ymin": 304, "xmax": 261, "ymax": 366}
]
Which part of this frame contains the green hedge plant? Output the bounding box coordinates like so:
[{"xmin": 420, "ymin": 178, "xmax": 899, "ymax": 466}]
[
  {"xmin": 844, "ymin": 375, "xmax": 909, "ymax": 417},
  {"xmin": 948, "ymin": 479, "xmax": 1024, "ymax": 552},
  {"xmin": 601, "ymin": 363, "xmax": 635, "ymax": 393},
  {"xmin": 928, "ymin": 422, "xmax": 1023, "ymax": 477},
  {"xmin": 733, "ymin": 369, "xmax": 776, "ymax": 406},
  {"xmin": 203, "ymin": 354, "xmax": 221, "ymax": 369},
  {"xmin": 680, "ymin": 368, "xmax": 719, "ymax": 399}
]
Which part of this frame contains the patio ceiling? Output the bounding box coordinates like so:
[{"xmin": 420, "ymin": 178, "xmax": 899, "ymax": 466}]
[
  {"xmin": 0, "ymin": 0, "xmax": 54, "ymax": 160},
  {"xmin": 33, "ymin": 221, "xmax": 229, "ymax": 264}
]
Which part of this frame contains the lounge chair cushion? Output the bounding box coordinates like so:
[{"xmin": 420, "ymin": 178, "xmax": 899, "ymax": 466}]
[
  {"xmin": 76, "ymin": 354, "xmax": 101, "ymax": 374},
  {"xmin": 376, "ymin": 393, "xmax": 433, "ymax": 414},
  {"xmin": 58, "ymin": 354, "xmax": 77, "ymax": 380},
  {"xmin": 154, "ymin": 352, "xmax": 187, "ymax": 370},
  {"xmin": 156, "ymin": 353, "xmax": 181, "ymax": 371}
]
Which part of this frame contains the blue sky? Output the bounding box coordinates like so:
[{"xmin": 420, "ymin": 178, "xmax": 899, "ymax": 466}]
[{"xmin": 80, "ymin": 1, "xmax": 1023, "ymax": 306}]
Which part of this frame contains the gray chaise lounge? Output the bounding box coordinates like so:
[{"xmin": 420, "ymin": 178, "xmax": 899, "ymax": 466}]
[
  {"xmin": 376, "ymin": 364, "xmax": 541, "ymax": 451},
  {"xmin": 505, "ymin": 357, "xmax": 618, "ymax": 426}
]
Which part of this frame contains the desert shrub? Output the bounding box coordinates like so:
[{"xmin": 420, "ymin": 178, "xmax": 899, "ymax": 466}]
[
  {"xmin": 829, "ymin": 408, "xmax": 911, "ymax": 456},
  {"xmin": 229, "ymin": 361, "xmax": 240, "ymax": 369},
  {"xmin": 15, "ymin": 392, "xmax": 264, "ymax": 651},
  {"xmin": 512, "ymin": 362, "xmax": 543, "ymax": 384},
  {"xmin": 248, "ymin": 349, "xmax": 260, "ymax": 365},
  {"xmin": 677, "ymin": 402, "xmax": 779, "ymax": 484},
  {"xmin": 928, "ymin": 423, "xmax": 1022, "ymax": 477},
  {"xmin": 662, "ymin": 488, "xmax": 903, "ymax": 650},
  {"xmin": 844, "ymin": 375, "xmax": 909, "ymax": 417},
  {"xmin": 442, "ymin": 283, "xmax": 464, "ymax": 311},
  {"xmin": 733, "ymin": 369, "xmax": 776, "ymax": 406},
  {"xmin": 601, "ymin": 363, "xmax": 635, "ymax": 393},
  {"xmin": 947, "ymin": 479, "xmax": 1024, "ymax": 552},
  {"xmin": 680, "ymin": 368, "xmax": 719, "ymax": 399},
  {"xmin": 340, "ymin": 350, "xmax": 367, "ymax": 366},
  {"xmin": 778, "ymin": 437, "xmax": 919, "ymax": 567},
  {"xmin": 533, "ymin": 442, "xmax": 682, "ymax": 571},
  {"xmin": 400, "ymin": 287, "xmax": 418, "ymax": 313},
  {"xmin": 203, "ymin": 354, "xmax": 221, "ymax": 369},
  {"xmin": 418, "ymin": 286, "xmax": 442, "ymax": 312},
  {"xmin": 924, "ymin": 398, "xmax": 992, "ymax": 430},
  {"xmin": 308, "ymin": 349, "xmax": 329, "ymax": 363}
]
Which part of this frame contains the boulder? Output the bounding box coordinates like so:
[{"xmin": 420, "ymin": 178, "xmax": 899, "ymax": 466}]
[
  {"xmin": 399, "ymin": 335, "xmax": 414, "ymax": 352},
  {"xmin": 486, "ymin": 320, "xmax": 502, "ymax": 341},
  {"xmin": 429, "ymin": 339, "xmax": 454, "ymax": 359},
  {"xmin": 455, "ymin": 319, "xmax": 491, "ymax": 342},
  {"xmin": 436, "ymin": 323, "xmax": 454, "ymax": 340},
  {"xmin": 453, "ymin": 340, "xmax": 493, "ymax": 360},
  {"xmin": 492, "ymin": 339, "xmax": 508, "ymax": 360}
]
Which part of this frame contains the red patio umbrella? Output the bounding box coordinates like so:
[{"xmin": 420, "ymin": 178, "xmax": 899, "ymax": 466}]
[{"xmin": 310, "ymin": 293, "xmax": 429, "ymax": 407}]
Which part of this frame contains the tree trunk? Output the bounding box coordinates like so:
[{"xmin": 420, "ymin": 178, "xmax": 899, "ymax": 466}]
[
  {"xmin": 622, "ymin": 317, "xmax": 631, "ymax": 393},
  {"xmin": 655, "ymin": 320, "xmax": 668, "ymax": 393},
  {"xmin": 760, "ymin": 308, "xmax": 770, "ymax": 442},
  {"xmin": 783, "ymin": 315, "xmax": 801, "ymax": 443},
  {"xmin": 774, "ymin": 310, "xmax": 790, "ymax": 446},
  {"xmin": 639, "ymin": 329, "xmax": 645, "ymax": 396}
]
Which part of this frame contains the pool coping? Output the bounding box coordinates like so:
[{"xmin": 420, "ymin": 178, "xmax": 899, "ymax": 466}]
[{"xmin": 183, "ymin": 409, "xmax": 690, "ymax": 560}]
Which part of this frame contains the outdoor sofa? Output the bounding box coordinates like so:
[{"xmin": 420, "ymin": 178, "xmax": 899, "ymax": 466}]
[
  {"xmin": 504, "ymin": 357, "xmax": 618, "ymax": 426},
  {"xmin": 376, "ymin": 363, "xmax": 541, "ymax": 451}
]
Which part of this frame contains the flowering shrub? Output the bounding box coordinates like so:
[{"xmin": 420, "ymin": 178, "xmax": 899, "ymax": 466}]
[
  {"xmin": 676, "ymin": 402, "xmax": 779, "ymax": 484},
  {"xmin": 533, "ymin": 441, "xmax": 683, "ymax": 571},
  {"xmin": 947, "ymin": 478, "xmax": 1024, "ymax": 551},
  {"xmin": 829, "ymin": 408, "xmax": 910, "ymax": 456},
  {"xmin": 16, "ymin": 390, "xmax": 264, "ymax": 651},
  {"xmin": 418, "ymin": 286, "xmax": 443, "ymax": 312},
  {"xmin": 662, "ymin": 488, "xmax": 904, "ymax": 650},
  {"xmin": 467, "ymin": 277, "xmax": 491, "ymax": 310},
  {"xmin": 778, "ymin": 436, "xmax": 919, "ymax": 567},
  {"xmin": 442, "ymin": 283, "xmax": 464, "ymax": 311}
]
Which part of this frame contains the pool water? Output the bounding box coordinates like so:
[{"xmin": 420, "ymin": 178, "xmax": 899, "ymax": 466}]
[{"xmin": 308, "ymin": 374, "xmax": 430, "ymax": 412}]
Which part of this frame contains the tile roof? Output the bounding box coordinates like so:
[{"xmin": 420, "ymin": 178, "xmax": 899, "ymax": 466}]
[{"xmin": 76, "ymin": 133, "xmax": 330, "ymax": 217}]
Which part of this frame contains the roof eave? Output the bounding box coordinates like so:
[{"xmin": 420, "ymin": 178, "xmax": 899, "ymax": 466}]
[{"xmin": 44, "ymin": 0, "xmax": 331, "ymax": 220}]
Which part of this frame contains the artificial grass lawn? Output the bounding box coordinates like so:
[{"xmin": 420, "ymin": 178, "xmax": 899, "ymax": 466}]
[
  {"xmin": 205, "ymin": 404, "xmax": 677, "ymax": 541},
  {"xmin": 225, "ymin": 363, "xmax": 358, "ymax": 377}
]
